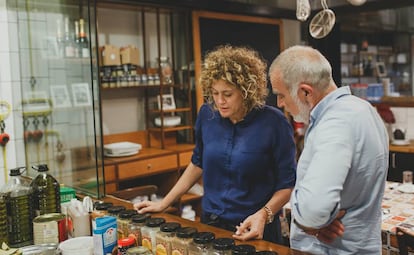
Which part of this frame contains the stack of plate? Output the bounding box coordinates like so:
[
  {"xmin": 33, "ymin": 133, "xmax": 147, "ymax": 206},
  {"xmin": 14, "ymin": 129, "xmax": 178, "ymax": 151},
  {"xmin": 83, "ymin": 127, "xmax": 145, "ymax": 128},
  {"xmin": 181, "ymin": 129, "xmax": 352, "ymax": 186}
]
[
  {"xmin": 154, "ymin": 116, "xmax": 181, "ymax": 127},
  {"xmin": 104, "ymin": 142, "xmax": 142, "ymax": 157}
]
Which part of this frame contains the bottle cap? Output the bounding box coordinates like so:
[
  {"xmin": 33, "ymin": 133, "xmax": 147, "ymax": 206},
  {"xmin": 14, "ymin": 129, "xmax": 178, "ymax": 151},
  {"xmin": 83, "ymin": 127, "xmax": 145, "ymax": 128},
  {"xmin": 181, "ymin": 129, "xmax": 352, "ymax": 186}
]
[
  {"xmin": 176, "ymin": 227, "xmax": 197, "ymax": 238},
  {"xmin": 212, "ymin": 238, "xmax": 235, "ymax": 250},
  {"xmin": 32, "ymin": 164, "xmax": 49, "ymax": 172},
  {"xmin": 193, "ymin": 232, "xmax": 215, "ymax": 244},
  {"xmin": 160, "ymin": 222, "xmax": 181, "ymax": 232}
]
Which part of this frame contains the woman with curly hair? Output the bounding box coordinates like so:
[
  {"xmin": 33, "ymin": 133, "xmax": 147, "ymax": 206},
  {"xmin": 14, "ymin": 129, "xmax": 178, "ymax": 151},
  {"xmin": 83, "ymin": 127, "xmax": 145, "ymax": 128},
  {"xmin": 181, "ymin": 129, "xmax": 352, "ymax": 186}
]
[{"xmin": 135, "ymin": 45, "xmax": 296, "ymax": 244}]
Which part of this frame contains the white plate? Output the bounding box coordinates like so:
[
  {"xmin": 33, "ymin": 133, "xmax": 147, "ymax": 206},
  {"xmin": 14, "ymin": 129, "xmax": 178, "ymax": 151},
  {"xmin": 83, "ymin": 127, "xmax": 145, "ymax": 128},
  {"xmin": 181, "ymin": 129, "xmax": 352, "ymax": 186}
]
[
  {"xmin": 104, "ymin": 142, "xmax": 142, "ymax": 155},
  {"xmin": 104, "ymin": 150, "xmax": 139, "ymax": 157},
  {"xmin": 397, "ymin": 184, "xmax": 414, "ymax": 194},
  {"xmin": 154, "ymin": 116, "xmax": 181, "ymax": 127},
  {"xmin": 391, "ymin": 139, "xmax": 410, "ymax": 146}
]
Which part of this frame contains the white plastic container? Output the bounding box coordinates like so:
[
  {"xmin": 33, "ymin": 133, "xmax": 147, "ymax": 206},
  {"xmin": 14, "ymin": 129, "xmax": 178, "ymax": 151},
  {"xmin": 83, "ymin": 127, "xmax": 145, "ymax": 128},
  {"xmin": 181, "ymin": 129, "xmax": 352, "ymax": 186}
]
[{"xmin": 58, "ymin": 236, "xmax": 94, "ymax": 255}]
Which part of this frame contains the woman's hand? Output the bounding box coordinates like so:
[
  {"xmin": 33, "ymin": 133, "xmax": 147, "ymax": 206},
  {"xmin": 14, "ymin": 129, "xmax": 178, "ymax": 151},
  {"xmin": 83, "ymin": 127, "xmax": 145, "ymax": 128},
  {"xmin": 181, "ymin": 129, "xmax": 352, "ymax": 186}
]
[
  {"xmin": 133, "ymin": 200, "xmax": 166, "ymax": 214},
  {"xmin": 232, "ymin": 208, "xmax": 267, "ymax": 241}
]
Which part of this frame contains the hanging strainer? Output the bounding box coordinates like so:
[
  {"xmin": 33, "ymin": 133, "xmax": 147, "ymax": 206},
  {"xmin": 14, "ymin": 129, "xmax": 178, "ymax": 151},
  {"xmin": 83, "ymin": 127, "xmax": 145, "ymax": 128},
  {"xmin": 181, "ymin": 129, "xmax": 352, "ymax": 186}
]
[{"xmin": 309, "ymin": 0, "xmax": 336, "ymax": 39}]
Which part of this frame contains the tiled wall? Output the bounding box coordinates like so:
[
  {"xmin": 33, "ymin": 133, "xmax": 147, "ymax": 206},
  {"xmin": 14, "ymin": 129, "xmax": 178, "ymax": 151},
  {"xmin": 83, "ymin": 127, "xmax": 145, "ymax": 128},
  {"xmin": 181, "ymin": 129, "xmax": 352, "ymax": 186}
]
[
  {"xmin": 0, "ymin": 0, "xmax": 98, "ymax": 188},
  {"xmin": 0, "ymin": 0, "xmax": 21, "ymax": 186}
]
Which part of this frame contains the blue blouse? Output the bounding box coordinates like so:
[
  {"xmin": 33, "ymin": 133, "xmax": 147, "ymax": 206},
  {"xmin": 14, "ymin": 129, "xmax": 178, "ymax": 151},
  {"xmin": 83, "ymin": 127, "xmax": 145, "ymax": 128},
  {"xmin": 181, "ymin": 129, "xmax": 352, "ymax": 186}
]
[{"xmin": 192, "ymin": 104, "xmax": 297, "ymax": 223}]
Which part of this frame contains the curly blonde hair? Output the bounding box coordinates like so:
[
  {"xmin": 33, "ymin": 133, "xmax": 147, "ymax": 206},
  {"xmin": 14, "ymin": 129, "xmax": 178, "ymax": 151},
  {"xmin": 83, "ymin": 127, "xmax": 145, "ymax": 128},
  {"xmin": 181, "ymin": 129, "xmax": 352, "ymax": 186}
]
[{"xmin": 200, "ymin": 45, "xmax": 268, "ymax": 113}]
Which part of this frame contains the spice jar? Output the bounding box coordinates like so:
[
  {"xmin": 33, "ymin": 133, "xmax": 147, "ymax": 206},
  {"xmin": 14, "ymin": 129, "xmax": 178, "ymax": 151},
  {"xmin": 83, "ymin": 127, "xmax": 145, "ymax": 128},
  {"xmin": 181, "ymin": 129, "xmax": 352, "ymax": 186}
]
[
  {"xmin": 108, "ymin": 205, "xmax": 126, "ymax": 218},
  {"xmin": 188, "ymin": 232, "xmax": 215, "ymax": 255},
  {"xmin": 127, "ymin": 246, "xmax": 153, "ymax": 255},
  {"xmin": 209, "ymin": 238, "xmax": 235, "ymax": 255},
  {"xmin": 156, "ymin": 222, "xmax": 181, "ymax": 255},
  {"xmin": 172, "ymin": 227, "xmax": 198, "ymax": 255},
  {"xmin": 231, "ymin": 245, "xmax": 255, "ymax": 255},
  {"xmin": 141, "ymin": 217, "xmax": 166, "ymax": 254},
  {"xmin": 118, "ymin": 236, "xmax": 137, "ymax": 255},
  {"xmin": 118, "ymin": 210, "xmax": 138, "ymax": 239},
  {"xmin": 128, "ymin": 214, "xmax": 151, "ymax": 246}
]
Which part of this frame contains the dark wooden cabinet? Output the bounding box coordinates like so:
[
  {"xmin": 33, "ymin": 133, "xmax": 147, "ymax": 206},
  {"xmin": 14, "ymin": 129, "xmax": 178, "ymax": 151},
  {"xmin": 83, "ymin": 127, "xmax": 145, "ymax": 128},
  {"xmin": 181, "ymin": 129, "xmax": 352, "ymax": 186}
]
[{"xmin": 388, "ymin": 151, "xmax": 414, "ymax": 182}]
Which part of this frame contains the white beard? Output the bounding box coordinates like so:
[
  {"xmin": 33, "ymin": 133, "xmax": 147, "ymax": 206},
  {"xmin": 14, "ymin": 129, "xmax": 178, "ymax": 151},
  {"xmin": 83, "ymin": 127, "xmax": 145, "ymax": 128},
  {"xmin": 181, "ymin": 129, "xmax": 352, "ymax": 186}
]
[{"xmin": 292, "ymin": 93, "xmax": 311, "ymax": 124}]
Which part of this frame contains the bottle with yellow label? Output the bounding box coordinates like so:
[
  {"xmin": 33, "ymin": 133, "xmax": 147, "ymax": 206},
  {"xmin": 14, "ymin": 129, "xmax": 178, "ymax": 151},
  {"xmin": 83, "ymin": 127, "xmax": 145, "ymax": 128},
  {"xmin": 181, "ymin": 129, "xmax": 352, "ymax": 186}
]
[
  {"xmin": 171, "ymin": 227, "xmax": 197, "ymax": 255},
  {"xmin": 155, "ymin": 222, "xmax": 181, "ymax": 255},
  {"xmin": 141, "ymin": 217, "xmax": 166, "ymax": 254}
]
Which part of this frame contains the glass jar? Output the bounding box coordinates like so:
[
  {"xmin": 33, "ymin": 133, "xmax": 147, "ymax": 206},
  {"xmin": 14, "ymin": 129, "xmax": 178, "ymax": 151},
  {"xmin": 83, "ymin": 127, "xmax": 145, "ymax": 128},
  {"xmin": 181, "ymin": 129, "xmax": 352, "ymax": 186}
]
[
  {"xmin": 118, "ymin": 210, "xmax": 137, "ymax": 239},
  {"xmin": 209, "ymin": 238, "xmax": 235, "ymax": 255},
  {"xmin": 159, "ymin": 56, "xmax": 173, "ymax": 84},
  {"xmin": 188, "ymin": 232, "xmax": 215, "ymax": 255},
  {"xmin": 231, "ymin": 245, "xmax": 255, "ymax": 255},
  {"xmin": 171, "ymin": 227, "xmax": 198, "ymax": 255},
  {"xmin": 127, "ymin": 246, "xmax": 153, "ymax": 255},
  {"xmin": 92, "ymin": 202, "xmax": 113, "ymax": 220},
  {"xmin": 156, "ymin": 222, "xmax": 181, "ymax": 255},
  {"xmin": 128, "ymin": 214, "xmax": 151, "ymax": 246},
  {"xmin": 108, "ymin": 205, "xmax": 126, "ymax": 218},
  {"xmin": 141, "ymin": 217, "xmax": 166, "ymax": 254},
  {"xmin": 118, "ymin": 236, "xmax": 137, "ymax": 255}
]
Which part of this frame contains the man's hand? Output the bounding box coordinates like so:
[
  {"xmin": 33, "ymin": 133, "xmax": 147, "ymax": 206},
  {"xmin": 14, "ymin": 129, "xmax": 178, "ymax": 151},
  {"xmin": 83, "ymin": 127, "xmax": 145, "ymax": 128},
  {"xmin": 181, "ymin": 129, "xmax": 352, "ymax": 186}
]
[{"xmin": 300, "ymin": 210, "xmax": 346, "ymax": 244}]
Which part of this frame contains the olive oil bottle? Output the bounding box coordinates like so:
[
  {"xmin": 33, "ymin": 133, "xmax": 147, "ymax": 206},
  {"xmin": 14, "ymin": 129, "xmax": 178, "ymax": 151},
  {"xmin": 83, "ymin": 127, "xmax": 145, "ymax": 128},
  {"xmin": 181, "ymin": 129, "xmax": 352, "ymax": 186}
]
[
  {"xmin": 31, "ymin": 164, "xmax": 61, "ymax": 216},
  {"xmin": 0, "ymin": 193, "xmax": 8, "ymax": 245},
  {"xmin": 1, "ymin": 167, "xmax": 34, "ymax": 247}
]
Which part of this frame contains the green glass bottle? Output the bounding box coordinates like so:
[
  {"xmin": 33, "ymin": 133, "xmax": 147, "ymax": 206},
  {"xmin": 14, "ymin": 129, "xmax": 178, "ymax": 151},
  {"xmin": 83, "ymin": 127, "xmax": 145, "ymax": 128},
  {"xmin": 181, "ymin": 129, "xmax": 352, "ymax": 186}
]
[{"xmin": 31, "ymin": 164, "xmax": 61, "ymax": 216}]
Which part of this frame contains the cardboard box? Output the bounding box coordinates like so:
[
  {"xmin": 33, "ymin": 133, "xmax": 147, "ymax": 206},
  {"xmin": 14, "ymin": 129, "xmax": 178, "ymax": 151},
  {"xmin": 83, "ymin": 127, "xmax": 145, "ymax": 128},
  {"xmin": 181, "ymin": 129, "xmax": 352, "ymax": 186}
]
[
  {"xmin": 120, "ymin": 45, "xmax": 139, "ymax": 66},
  {"xmin": 99, "ymin": 45, "xmax": 120, "ymax": 66}
]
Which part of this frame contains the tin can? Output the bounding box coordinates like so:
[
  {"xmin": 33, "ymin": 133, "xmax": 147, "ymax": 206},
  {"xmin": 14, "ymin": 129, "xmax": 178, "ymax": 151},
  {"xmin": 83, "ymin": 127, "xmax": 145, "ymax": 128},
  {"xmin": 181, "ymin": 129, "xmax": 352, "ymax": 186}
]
[{"xmin": 33, "ymin": 213, "xmax": 67, "ymax": 244}]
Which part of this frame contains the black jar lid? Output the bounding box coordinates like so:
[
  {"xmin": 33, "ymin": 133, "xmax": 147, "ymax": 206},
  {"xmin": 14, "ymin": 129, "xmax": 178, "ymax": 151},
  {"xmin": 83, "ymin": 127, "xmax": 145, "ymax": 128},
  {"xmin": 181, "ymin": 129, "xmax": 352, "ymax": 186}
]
[
  {"xmin": 232, "ymin": 244, "xmax": 256, "ymax": 255},
  {"xmin": 212, "ymin": 238, "xmax": 235, "ymax": 250},
  {"xmin": 119, "ymin": 209, "xmax": 138, "ymax": 219},
  {"xmin": 145, "ymin": 217, "xmax": 166, "ymax": 227},
  {"xmin": 160, "ymin": 222, "xmax": 181, "ymax": 232},
  {"xmin": 176, "ymin": 227, "xmax": 197, "ymax": 238},
  {"xmin": 193, "ymin": 232, "xmax": 215, "ymax": 244},
  {"xmin": 107, "ymin": 205, "xmax": 126, "ymax": 215},
  {"xmin": 131, "ymin": 213, "xmax": 150, "ymax": 223},
  {"xmin": 255, "ymin": 251, "xmax": 278, "ymax": 255},
  {"xmin": 94, "ymin": 202, "xmax": 113, "ymax": 211}
]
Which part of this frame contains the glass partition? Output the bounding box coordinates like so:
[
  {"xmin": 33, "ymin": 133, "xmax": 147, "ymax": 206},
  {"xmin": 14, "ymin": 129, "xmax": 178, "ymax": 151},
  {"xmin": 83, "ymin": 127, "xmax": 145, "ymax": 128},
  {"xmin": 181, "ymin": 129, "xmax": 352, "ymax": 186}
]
[{"xmin": 6, "ymin": 0, "xmax": 104, "ymax": 197}]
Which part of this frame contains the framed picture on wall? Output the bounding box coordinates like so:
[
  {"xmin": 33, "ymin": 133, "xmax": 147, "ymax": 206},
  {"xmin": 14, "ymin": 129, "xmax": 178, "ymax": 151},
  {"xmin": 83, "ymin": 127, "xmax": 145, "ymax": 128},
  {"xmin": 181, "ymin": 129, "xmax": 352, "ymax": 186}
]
[
  {"xmin": 50, "ymin": 85, "xmax": 72, "ymax": 108},
  {"xmin": 157, "ymin": 94, "xmax": 176, "ymax": 110},
  {"xmin": 375, "ymin": 62, "xmax": 387, "ymax": 77},
  {"xmin": 71, "ymin": 83, "xmax": 92, "ymax": 107}
]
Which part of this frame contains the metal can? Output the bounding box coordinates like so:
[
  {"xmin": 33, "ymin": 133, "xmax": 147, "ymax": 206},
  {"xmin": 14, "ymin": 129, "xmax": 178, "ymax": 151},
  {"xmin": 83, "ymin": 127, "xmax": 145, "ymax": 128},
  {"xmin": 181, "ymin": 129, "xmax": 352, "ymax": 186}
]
[{"xmin": 33, "ymin": 213, "xmax": 67, "ymax": 245}]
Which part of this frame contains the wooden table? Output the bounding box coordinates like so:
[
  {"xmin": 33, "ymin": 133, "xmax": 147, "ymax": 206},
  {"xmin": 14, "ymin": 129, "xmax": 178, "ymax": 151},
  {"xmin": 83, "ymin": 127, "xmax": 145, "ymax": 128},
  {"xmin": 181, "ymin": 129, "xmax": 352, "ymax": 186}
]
[{"xmin": 102, "ymin": 196, "xmax": 311, "ymax": 255}]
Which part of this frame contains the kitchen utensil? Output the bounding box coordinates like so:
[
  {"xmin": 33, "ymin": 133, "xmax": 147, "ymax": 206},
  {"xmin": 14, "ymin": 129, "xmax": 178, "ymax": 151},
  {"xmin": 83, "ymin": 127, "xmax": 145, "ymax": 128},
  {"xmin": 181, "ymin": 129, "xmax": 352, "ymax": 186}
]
[{"xmin": 309, "ymin": 0, "xmax": 336, "ymax": 39}]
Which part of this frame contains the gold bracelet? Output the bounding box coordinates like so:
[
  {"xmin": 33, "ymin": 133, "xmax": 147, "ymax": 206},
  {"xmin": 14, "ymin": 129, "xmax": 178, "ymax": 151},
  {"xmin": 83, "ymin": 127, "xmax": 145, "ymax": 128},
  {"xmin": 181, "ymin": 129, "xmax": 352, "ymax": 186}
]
[{"xmin": 263, "ymin": 206, "xmax": 274, "ymax": 224}]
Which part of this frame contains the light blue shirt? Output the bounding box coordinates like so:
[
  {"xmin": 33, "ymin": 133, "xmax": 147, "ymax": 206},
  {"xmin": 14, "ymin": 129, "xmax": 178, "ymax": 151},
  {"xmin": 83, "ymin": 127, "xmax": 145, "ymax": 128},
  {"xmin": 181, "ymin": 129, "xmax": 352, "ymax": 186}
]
[{"xmin": 290, "ymin": 86, "xmax": 389, "ymax": 254}]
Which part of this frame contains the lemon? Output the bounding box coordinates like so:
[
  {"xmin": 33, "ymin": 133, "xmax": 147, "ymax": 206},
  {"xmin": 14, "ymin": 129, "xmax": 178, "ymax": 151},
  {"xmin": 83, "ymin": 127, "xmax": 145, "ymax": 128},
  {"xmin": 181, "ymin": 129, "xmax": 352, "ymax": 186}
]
[
  {"xmin": 156, "ymin": 244, "xmax": 167, "ymax": 255},
  {"xmin": 142, "ymin": 238, "xmax": 152, "ymax": 250}
]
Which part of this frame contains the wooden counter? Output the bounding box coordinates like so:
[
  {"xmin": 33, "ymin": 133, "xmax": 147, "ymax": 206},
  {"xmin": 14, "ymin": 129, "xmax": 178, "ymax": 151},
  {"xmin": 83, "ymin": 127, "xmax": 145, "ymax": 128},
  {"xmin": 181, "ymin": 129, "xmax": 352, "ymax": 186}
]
[
  {"xmin": 389, "ymin": 140, "xmax": 414, "ymax": 153},
  {"xmin": 102, "ymin": 196, "xmax": 310, "ymax": 255}
]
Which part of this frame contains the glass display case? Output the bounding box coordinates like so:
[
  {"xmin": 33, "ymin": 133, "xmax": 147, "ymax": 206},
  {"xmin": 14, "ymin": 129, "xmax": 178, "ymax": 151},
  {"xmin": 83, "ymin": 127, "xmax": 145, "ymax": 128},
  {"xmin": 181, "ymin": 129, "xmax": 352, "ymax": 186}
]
[{"xmin": 5, "ymin": 0, "xmax": 104, "ymax": 197}]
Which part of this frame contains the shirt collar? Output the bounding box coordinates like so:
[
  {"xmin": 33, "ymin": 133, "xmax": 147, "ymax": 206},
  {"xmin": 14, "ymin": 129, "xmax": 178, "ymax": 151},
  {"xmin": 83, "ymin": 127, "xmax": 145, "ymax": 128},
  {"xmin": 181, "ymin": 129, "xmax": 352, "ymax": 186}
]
[{"xmin": 309, "ymin": 86, "xmax": 351, "ymax": 124}]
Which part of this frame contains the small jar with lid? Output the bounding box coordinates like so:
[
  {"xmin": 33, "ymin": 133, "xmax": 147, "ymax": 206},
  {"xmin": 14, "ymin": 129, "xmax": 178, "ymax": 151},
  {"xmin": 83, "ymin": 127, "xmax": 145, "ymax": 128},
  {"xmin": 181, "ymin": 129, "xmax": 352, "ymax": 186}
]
[
  {"xmin": 255, "ymin": 251, "xmax": 277, "ymax": 255},
  {"xmin": 108, "ymin": 205, "xmax": 126, "ymax": 218},
  {"xmin": 141, "ymin": 217, "xmax": 166, "ymax": 254},
  {"xmin": 209, "ymin": 238, "xmax": 235, "ymax": 255},
  {"xmin": 127, "ymin": 246, "xmax": 153, "ymax": 255},
  {"xmin": 172, "ymin": 227, "xmax": 198, "ymax": 255},
  {"xmin": 128, "ymin": 214, "xmax": 151, "ymax": 246},
  {"xmin": 92, "ymin": 202, "xmax": 113, "ymax": 219},
  {"xmin": 231, "ymin": 245, "xmax": 255, "ymax": 255},
  {"xmin": 156, "ymin": 222, "xmax": 181, "ymax": 255},
  {"xmin": 118, "ymin": 236, "xmax": 137, "ymax": 255},
  {"xmin": 118, "ymin": 209, "xmax": 138, "ymax": 239},
  {"xmin": 188, "ymin": 232, "xmax": 215, "ymax": 255}
]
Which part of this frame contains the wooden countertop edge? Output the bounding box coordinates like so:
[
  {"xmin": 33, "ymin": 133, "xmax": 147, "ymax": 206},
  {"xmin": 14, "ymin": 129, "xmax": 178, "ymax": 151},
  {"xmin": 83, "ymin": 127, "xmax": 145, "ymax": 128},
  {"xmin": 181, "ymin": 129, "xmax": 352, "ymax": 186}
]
[
  {"xmin": 389, "ymin": 140, "xmax": 414, "ymax": 153},
  {"xmin": 100, "ymin": 195, "xmax": 310, "ymax": 255}
]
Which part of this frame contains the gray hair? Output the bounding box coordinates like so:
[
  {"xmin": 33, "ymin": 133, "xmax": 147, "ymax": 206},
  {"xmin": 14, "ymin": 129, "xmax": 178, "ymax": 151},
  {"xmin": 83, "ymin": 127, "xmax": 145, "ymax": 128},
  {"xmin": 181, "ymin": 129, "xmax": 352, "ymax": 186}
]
[{"xmin": 269, "ymin": 45, "xmax": 333, "ymax": 95}]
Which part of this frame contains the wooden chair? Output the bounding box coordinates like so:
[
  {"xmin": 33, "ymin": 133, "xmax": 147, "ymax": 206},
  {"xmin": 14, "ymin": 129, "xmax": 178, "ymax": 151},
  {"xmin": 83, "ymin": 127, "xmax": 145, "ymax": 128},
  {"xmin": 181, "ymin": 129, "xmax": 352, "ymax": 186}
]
[{"xmin": 397, "ymin": 227, "xmax": 414, "ymax": 255}]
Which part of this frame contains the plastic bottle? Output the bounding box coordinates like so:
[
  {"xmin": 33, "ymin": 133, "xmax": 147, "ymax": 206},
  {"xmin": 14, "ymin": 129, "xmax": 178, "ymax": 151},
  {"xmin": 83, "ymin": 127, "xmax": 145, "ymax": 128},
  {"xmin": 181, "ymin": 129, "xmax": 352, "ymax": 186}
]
[
  {"xmin": 1, "ymin": 167, "xmax": 34, "ymax": 247},
  {"xmin": 31, "ymin": 164, "xmax": 61, "ymax": 216}
]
